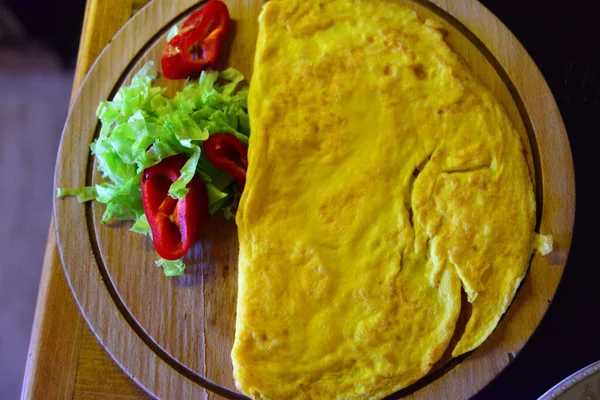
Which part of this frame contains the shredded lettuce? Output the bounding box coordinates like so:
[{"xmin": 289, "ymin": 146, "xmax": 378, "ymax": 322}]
[
  {"xmin": 130, "ymin": 214, "xmax": 151, "ymax": 236},
  {"xmin": 56, "ymin": 187, "xmax": 98, "ymax": 203},
  {"xmin": 155, "ymin": 257, "xmax": 186, "ymax": 277},
  {"xmin": 58, "ymin": 61, "xmax": 249, "ymax": 276},
  {"xmin": 222, "ymin": 186, "xmax": 242, "ymax": 221},
  {"xmin": 166, "ymin": 25, "xmax": 179, "ymax": 43},
  {"xmin": 206, "ymin": 182, "xmax": 230, "ymax": 213},
  {"xmin": 168, "ymin": 145, "xmax": 201, "ymax": 199}
]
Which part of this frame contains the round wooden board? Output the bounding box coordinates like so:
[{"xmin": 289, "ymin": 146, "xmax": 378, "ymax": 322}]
[{"xmin": 54, "ymin": 0, "xmax": 575, "ymax": 399}]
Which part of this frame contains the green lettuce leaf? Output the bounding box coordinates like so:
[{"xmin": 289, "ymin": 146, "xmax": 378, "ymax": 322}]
[
  {"xmin": 155, "ymin": 257, "xmax": 186, "ymax": 276},
  {"xmin": 56, "ymin": 186, "xmax": 98, "ymax": 203},
  {"xmin": 166, "ymin": 25, "xmax": 179, "ymax": 43},
  {"xmin": 95, "ymin": 177, "xmax": 143, "ymax": 223},
  {"xmin": 222, "ymin": 185, "xmax": 242, "ymax": 221},
  {"xmin": 220, "ymin": 68, "xmax": 245, "ymax": 96},
  {"xmin": 58, "ymin": 61, "xmax": 249, "ymax": 276},
  {"xmin": 168, "ymin": 145, "xmax": 201, "ymax": 199},
  {"xmin": 130, "ymin": 214, "xmax": 152, "ymax": 236},
  {"xmin": 206, "ymin": 182, "xmax": 229, "ymax": 214}
]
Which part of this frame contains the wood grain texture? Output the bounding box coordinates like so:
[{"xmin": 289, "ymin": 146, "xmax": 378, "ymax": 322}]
[
  {"xmin": 72, "ymin": 328, "xmax": 149, "ymax": 400},
  {"xmin": 73, "ymin": 0, "xmax": 136, "ymax": 90},
  {"xmin": 21, "ymin": 221, "xmax": 84, "ymax": 400},
  {"xmin": 21, "ymin": 0, "xmax": 153, "ymax": 399},
  {"xmin": 49, "ymin": 0, "xmax": 574, "ymax": 399}
]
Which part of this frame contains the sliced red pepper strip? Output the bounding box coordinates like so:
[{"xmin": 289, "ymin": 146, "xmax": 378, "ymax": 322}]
[
  {"xmin": 141, "ymin": 155, "xmax": 208, "ymax": 260},
  {"xmin": 161, "ymin": 0, "xmax": 230, "ymax": 80},
  {"xmin": 203, "ymin": 133, "xmax": 248, "ymax": 188}
]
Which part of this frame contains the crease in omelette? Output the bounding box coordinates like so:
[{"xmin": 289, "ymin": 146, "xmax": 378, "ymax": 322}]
[{"xmin": 233, "ymin": 0, "xmax": 536, "ymax": 398}]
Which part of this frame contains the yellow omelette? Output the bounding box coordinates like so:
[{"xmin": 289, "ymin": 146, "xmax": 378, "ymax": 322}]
[{"xmin": 232, "ymin": 0, "xmax": 536, "ymax": 398}]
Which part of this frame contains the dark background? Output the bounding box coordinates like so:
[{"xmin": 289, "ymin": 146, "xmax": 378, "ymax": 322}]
[
  {"xmin": 4, "ymin": 0, "xmax": 85, "ymax": 65},
  {"xmin": 3, "ymin": 0, "xmax": 599, "ymax": 399},
  {"xmin": 474, "ymin": 0, "xmax": 600, "ymax": 399}
]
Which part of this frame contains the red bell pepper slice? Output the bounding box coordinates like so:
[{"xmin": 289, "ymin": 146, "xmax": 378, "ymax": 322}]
[
  {"xmin": 161, "ymin": 0, "xmax": 230, "ymax": 80},
  {"xmin": 203, "ymin": 133, "xmax": 248, "ymax": 188},
  {"xmin": 141, "ymin": 155, "xmax": 208, "ymax": 260}
]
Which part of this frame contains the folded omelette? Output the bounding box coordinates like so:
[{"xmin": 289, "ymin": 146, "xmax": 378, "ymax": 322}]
[{"xmin": 232, "ymin": 0, "xmax": 536, "ymax": 398}]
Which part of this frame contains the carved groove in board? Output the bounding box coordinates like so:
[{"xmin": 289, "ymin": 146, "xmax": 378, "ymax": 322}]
[
  {"xmin": 81, "ymin": 2, "xmax": 247, "ymax": 398},
  {"xmin": 89, "ymin": 2, "xmax": 542, "ymax": 398},
  {"xmin": 91, "ymin": 0, "xmax": 541, "ymax": 396},
  {"xmin": 411, "ymin": 0, "xmax": 544, "ymax": 229},
  {"xmin": 53, "ymin": 0, "xmax": 574, "ymax": 398}
]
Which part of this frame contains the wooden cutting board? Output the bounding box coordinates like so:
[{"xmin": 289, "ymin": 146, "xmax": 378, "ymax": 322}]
[{"xmin": 53, "ymin": 0, "xmax": 575, "ymax": 398}]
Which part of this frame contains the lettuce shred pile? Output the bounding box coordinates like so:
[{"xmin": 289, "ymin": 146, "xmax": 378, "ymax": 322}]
[{"xmin": 57, "ymin": 61, "xmax": 249, "ymax": 276}]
